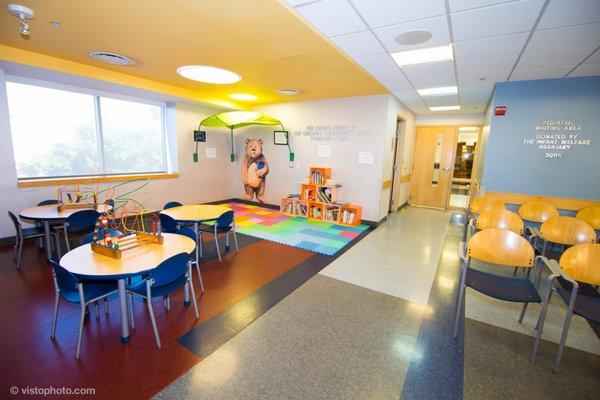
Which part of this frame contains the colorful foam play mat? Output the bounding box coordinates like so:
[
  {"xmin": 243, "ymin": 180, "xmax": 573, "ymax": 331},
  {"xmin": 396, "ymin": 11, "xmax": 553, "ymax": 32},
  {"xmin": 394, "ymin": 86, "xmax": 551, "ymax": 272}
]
[{"xmin": 222, "ymin": 202, "xmax": 369, "ymax": 256}]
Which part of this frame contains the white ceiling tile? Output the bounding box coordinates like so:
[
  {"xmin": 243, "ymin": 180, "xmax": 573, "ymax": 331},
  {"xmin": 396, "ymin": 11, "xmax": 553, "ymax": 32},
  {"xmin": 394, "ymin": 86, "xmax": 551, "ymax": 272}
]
[
  {"xmin": 537, "ymin": 0, "xmax": 600, "ymax": 30},
  {"xmin": 407, "ymin": 75, "xmax": 457, "ymax": 88},
  {"xmin": 451, "ymin": 0, "xmax": 544, "ymax": 42},
  {"xmin": 402, "ymin": 62, "xmax": 455, "ymax": 84},
  {"xmin": 568, "ymin": 63, "xmax": 600, "ymax": 77},
  {"xmin": 424, "ymin": 94, "xmax": 460, "ymax": 107},
  {"xmin": 353, "ymin": 53, "xmax": 398, "ymax": 72},
  {"xmin": 510, "ymin": 65, "xmax": 572, "ymax": 81},
  {"xmin": 459, "ymin": 83, "xmax": 494, "ymax": 102},
  {"xmin": 285, "ymin": 0, "xmax": 314, "ymax": 6},
  {"xmin": 458, "ymin": 71, "xmax": 508, "ymax": 84},
  {"xmin": 449, "ymin": 0, "xmax": 517, "ymax": 13},
  {"xmin": 392, "ymin": 90, "xmax": 426, "ymax": 105},
  {"xmin": 296, "ymin": 0, "xmax": 367, "ymax": 37},
  {"xmin": 330, "ymin": 30, "xmax": 385, "ymax": 57},
  {"xmin": 370, "ymin": 68, "xmax": 414, "ymax": 91},
  {"xmin": 526, "ymin": 23, "xmax": 600, "ymax": 53},
  {"xmin": 517, "ymin": 47, "xmax": 595, "ymax": 70},
  {"xmin": 456, "ymin": 55, "xmax": 517, "ymax": 76},
  {"xmin": 454, "ymin": 33, "xmax": 528, "ymax": 61},
  {"xmin": 350, "ymin": 0, "xmax": 446, "ymax": 28},
  {"xmin": 372, "ymin": 15, "xmax": 450, "ymax": 52}
]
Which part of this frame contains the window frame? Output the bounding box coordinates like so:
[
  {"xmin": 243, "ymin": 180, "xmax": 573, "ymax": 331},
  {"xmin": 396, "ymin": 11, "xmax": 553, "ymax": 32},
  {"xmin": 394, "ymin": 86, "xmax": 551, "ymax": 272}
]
[{"xmin": 6, "ymin": 76, "xmax": 170, "ymax": 181}]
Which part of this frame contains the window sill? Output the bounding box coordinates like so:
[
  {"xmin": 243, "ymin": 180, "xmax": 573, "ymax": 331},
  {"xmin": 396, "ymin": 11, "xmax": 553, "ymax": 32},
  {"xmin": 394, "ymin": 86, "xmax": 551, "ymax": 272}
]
[{"xmin": 17, "ymin": 173, "xmax": 180, "ymax": 188}]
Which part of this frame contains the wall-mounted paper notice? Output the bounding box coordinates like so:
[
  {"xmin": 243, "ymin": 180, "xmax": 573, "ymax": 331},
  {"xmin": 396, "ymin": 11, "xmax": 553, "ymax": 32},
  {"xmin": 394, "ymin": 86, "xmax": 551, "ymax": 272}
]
[
  {"xmin": 206, "ymin": 148, "xmax": 217, "ymax": 158},
  {"xmin": 358, "ymin": 151, "xmax": 374, "ymax": 164},
  {"xmin": 318, "ymin": 145, "xmax": 332, "ymax": 157}
]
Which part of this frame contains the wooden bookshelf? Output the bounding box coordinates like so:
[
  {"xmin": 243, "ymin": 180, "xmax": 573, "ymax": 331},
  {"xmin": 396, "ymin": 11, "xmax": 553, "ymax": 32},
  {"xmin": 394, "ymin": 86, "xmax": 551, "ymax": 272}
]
[{"xmin": 280, "ymin": 166, "xmax": 363, "ymax": 226}]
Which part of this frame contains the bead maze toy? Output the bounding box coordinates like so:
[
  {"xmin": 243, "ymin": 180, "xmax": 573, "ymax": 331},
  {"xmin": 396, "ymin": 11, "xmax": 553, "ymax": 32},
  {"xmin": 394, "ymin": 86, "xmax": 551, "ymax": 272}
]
[
  {"xmin": 56, "ymin": 184, "xmax": 98, "ymax": 212},
  {"xmin": 90, "ymin": 212, "xmax": 163, "ymax": 259}
]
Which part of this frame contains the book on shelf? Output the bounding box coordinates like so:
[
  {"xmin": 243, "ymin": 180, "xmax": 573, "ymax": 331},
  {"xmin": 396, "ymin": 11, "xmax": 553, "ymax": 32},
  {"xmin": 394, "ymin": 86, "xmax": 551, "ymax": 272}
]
[
  {"xmin": 333, "ymin": 201, "xmax": 349, "ymax": 206},
  {"xmin": 310, "ymin": 206, "xmax": 322, "ymax": 219},
  {"xmin": 316, "ymin": 187, "xmax": 332, "ymax": 204},
  {"xmin": 295, "ymin": 203, "xmax": 307, "ymax": 216},
  {"xmin": 326, "ymin": 208, "xmax": 339, "ymax": 221},
  {"xmin": 341, "ymin": 210, "xmax": 355, "ymax": 224},
  {"xmin": 311, "ymin": 171, "xmax": 324, "ymax": 185}
]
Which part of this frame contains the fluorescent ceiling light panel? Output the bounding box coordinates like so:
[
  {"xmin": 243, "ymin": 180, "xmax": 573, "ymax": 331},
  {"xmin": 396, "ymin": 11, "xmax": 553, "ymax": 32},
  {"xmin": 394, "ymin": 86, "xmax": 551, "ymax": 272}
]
[
  {"xmin": 391, "ymin": 44, "xmax": 453, "ymax": 67},
  {"xmin": 229, "ymin": 93, "xmax": 257, "ymax": 101},
  {"xmin": 429, "ymin": 105, "xmax": 460, "ymax": 111},
  {"xmin": 177, "ymin": 65, "xmax": 241, "ymax": 84},
  {"xmin": 417, "ymin": 86, "xmax": 457, "ymax": 96}
]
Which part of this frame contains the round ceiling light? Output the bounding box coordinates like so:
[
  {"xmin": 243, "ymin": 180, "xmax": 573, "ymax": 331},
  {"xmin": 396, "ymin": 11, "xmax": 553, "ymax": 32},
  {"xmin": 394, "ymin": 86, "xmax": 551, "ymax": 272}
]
[
  {"xmin": 90, "ymin": 52, "xmax": 133, "ymax": 66},
  {"xmin": 394, "ymin": 30, "xmax": 433, "ymax": 45},
  {"xmin": 229, "ymin": 93, "xmax": 257, "ymax": 101},
  {"xmin": 177, "ymin": 65, "xmax": 241, "ymax": 84},
  {"xmin": 276, "ymin": 88, "xmax": 302, "ymax": 96}
]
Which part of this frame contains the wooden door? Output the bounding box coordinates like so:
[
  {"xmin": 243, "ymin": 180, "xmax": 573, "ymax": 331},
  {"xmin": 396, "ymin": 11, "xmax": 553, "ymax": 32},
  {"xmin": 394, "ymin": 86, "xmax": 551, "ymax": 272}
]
[{"xmin": 410, "ymin": 126, "xmax": 457, "ymax": 208}]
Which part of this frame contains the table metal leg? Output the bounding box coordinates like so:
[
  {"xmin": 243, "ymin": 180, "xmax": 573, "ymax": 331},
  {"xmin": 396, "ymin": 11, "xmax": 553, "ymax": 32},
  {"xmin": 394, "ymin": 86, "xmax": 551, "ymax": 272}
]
[
  {"xmin": 117, "ymin": 279, "xmax": 131, "ymax": 343},
  {"xmin": 43, "ymin": 221, "xmax": 52, "ymax": 260}
]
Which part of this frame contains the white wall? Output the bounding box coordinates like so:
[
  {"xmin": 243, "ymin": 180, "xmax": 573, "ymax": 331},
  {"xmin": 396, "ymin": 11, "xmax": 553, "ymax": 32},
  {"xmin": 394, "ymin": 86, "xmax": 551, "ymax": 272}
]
[
  {"xmin": 0, "ymin": 68, "xmax": 230, "ymax": 238},
  {"xmin": 234, "ymin": 95, "xmax": 394, "ymax": 222}
]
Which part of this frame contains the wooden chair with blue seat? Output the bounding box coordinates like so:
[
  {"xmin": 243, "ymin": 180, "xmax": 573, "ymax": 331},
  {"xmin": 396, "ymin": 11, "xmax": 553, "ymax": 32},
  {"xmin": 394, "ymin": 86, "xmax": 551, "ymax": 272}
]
[
  {"xmin": 199, "ymin": 210, "xmax": 238, "ymax": 261},
  {"xmin": 126, "ymin": 252, "xmax": 199, "ymax": 348},
  {"xmin": 158, "ymin": 213, "xmax": 179, "ymax": 234},
  {"xmin": 454, "ymin": 228, "xmax": 543, "ymax": 339},
  {"xmin": 47, "ymin": 259, "xmax": 118, "ymax": 359},
  {"xmin": 473, "ymin": 208, "xmax": 524, "ymax": 236},
  {"xmin": 54, "ymin": 209, "xmax": 100, "ymax": 251},
  {"xmin": 518, "ymin": 200, "xmax": 559, "ymax": 238},
  {"xmin": 8, "ymin": 211, "xmax": 61, "ymax": 269},
  {"xmin": 464, "ymin": 196, "xmax": 505, "ymax": 241},
  {"xmin": 163, "ymin": 201, "xmax": 182, "ymax": 210},
  {"xmin": 175, "ymin": 227, "xmax": 205, "ymax": 293},
  {"xmin": 531, "ymin": 216, "xmax": 596, "ymax": 257},
  {"xmin": 531, "ymin": 243, "xmax": 600, "ymax": 372}
]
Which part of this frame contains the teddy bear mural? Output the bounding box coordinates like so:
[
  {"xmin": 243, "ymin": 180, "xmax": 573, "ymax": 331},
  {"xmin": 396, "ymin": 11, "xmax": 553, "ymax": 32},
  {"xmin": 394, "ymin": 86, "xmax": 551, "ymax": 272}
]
[{"xmin": 242, "ymin": 138, "xmax": 269, "ymax": 202}]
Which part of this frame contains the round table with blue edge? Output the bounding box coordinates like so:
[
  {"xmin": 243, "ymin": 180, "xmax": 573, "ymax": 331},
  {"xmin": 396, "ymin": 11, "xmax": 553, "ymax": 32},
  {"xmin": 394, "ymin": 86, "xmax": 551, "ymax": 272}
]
[{"xmin": 59, "ymin": 233, "xmax": 195, "ymax": 343}]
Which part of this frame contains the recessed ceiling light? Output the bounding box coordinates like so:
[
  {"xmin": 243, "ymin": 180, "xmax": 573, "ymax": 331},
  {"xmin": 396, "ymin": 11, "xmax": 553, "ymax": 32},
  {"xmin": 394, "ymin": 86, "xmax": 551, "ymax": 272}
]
[
  {"xmin": 177, "ymin": 65, "xmax": 241, "ymax": 84},
  {"xmin": 391, "ymin": 44, "xmax": 453, "ymax": 67},
  {"xmin": 430, "ymin": 105, "xmax": 460, "ymax": 111},
  {"xmin": 229, "ymin": 93, "xmax": 257, "ymax": 101},
  {"xmin": 50, "ymin": 21, "xmax": 60, "ymax": 28},
  {"xmin": 90, "ymin": 52, "xmax": 133, "ymax": 65},
  {"xmin": 395, "ymin": 30, "xmax": 433, "ymax": 45},
  {"xmin": 276, "ymin": 88, "xmax": 302, "ymax": 96},
  {"xmin": 417, "ymin": 86, "xmax": 457, "ymax": 96}
]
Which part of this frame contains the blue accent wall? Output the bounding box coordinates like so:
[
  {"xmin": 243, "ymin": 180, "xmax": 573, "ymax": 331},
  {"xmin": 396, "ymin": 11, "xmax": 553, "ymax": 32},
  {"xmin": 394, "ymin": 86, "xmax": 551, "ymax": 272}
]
[{"xmin": 481, "ymin": 77, "xmax": 600, "ymax": 200}]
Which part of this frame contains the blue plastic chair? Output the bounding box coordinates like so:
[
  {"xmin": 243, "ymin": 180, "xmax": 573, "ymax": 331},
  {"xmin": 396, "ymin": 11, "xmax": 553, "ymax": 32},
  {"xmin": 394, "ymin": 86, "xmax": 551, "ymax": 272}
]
[
  {"xmin": 163, "ymin": 201, "xmax": 182, "ymax": 210},
  {"xmin": 82, "ymin": 229, "xmax": 123, "ymax": 245},
  {"xmin": 453, "ymin": 229, "xmax": 543, "ymax": 339},
  {"xmin": 159, "ymin": 213, "xmax": 179, "ymax": 234},
  {"xmin": 199, "ymin": 210, "xmax": 238, "ymax": 261},
  {"xmin": 8, "ymin": 211, "xmax": 61, "ymax": 268},
  {"xmin": 55, "ymin": 210, "xmax": 100, "ymax": 251},
  {"xmin": 126, "ymin": 253, "xmax": 199, "ymax": 348},
  {"xmin": 175, "ymin": 227, "xmax": 205, "ymax": 293},
  {"xmin": 48, "ymin": 259, "xmax": 118, "ymax": 359}
]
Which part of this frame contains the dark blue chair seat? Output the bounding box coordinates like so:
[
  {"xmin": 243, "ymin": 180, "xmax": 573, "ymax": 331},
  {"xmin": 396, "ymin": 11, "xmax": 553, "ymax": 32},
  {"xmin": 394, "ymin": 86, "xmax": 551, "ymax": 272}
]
[
  {"xmin": 466, "ymin": 268, "xmax": 541, "ymax": 303},
  {"xmin": 127, "ymin": 275, "xmax": 187, "ymax": 298},
  {"xmin": 199, "ymin": 223, "xmax": 232, "ymax": 234},
  {"xmin": 556, "ymin": 287, "xmax": 600, "ymax": 323},
  {"xmin": 61, "ymin": 281, "xmax": 118, "ymax": 304},
  {"xmin": 159, "ymin": 213, "xmax": 179, "ymax": 233}
]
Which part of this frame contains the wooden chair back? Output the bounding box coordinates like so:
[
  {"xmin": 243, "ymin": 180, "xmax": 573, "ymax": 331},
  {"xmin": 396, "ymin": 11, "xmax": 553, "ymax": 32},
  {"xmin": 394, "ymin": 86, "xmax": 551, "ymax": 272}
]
[
  {"xmin": 540, "ymin": 216, "xmax": 596, "ymax": 246},
  {"xmin": 576, "ymin": 206, "xmax": 600, "ymax": 230},
  {"xmin": 518, "ymin": 200, "xmax": 559, "ymax": 223},
  {"xmin": 468, "ymin": 228, "xmax": 535, "ymax": 268},
  {"xmin": 559, "ymin": 243, "xmax": 600, "ymax": 286},
  {"xmin": 469, "ymin": 196, "xmax": 505, "ymax": 215},
  {"xmin": 476, "ymin": 209, "xmax": 524, "ymax": 235}
]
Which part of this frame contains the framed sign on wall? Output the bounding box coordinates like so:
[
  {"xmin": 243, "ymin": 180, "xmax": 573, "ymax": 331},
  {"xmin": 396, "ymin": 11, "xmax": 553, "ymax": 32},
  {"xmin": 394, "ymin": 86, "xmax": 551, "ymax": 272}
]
[{"xmin": 274, "ymin": 130, "xmax": 289, "ymax": 145}]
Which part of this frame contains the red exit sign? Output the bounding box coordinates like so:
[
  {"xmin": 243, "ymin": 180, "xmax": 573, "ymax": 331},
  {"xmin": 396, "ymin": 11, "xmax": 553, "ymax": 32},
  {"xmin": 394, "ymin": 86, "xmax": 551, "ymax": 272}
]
[{"xmin": 494, "ymin": 106, "xmax": 506, "ymax": 116}]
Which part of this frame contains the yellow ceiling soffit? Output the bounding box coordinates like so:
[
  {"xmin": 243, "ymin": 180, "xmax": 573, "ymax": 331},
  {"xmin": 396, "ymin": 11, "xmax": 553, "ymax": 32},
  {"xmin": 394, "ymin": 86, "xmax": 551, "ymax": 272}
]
[{"xmin": 0, "ymin": 45, "xmax": 246, "ymax": 110}]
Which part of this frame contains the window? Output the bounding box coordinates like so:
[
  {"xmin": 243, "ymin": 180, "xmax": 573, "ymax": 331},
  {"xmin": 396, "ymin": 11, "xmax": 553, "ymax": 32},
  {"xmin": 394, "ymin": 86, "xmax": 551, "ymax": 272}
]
[{"xmin": 6, "ymin": 81, "xmax": 168, "ymax": 179}]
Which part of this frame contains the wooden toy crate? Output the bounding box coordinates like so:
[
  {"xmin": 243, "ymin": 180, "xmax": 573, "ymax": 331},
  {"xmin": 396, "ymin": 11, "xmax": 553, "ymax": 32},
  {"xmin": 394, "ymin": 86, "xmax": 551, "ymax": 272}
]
[{"xmin": 91, "ymin": 231, "xmax": 163, "ymax": 259}]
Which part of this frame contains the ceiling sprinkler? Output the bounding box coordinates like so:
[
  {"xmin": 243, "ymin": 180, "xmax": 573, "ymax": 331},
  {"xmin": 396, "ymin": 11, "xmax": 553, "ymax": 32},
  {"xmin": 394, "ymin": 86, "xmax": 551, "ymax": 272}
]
[{"xmin": 7, "ymin": 4, "xmax": 35, "ymax": 39}]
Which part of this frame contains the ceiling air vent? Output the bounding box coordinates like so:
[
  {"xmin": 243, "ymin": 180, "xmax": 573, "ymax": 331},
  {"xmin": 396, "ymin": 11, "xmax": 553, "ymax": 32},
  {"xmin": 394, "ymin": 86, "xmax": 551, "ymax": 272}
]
[{"xmin": 90, "ymin": 52, "xmax": 133, "ymax": 66}]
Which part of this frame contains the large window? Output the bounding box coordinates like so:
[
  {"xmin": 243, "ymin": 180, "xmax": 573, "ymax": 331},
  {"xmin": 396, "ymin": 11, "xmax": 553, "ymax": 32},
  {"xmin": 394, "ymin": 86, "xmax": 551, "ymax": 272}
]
[{"xmin": 6, "ymin": 81, "xmax": 168, "ymax": 179}]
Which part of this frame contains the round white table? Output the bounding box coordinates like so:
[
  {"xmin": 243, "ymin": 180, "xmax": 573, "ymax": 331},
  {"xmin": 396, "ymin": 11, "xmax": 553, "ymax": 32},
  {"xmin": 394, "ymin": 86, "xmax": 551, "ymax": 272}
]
[
  {"xmin": 19, "ymin": 204, "xmax": 109, "ymax": 259},
  {"xmin": 60, "ymin": 233, "xmax": 195, "ymax": 343}
]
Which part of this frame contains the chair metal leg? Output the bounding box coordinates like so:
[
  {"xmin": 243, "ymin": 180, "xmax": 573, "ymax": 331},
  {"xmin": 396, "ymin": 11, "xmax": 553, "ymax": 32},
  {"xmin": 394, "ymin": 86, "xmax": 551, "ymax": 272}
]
[
  {"xmin": 233, "ymin": 228, "xmax": 239, "ymax": 252},
  {"xmin": 188, "ymin": 267, "xmax": 200, "ymax": 319},
  {"xmin": 16, "ymin": 238, "xmax": 23, "ymax": 269},
  {"xmin": 531, "ymin": 288, "xmax": 553, "ymax": 362},
  {"xmin": 214, "ymin": 233, "xmax": 221, "ymax": 261},
  {"xmin": 146, "ymin": 298, "xmax": 161, "ymax": 348},
  {"xmin": 198, "ymin": 232, "xmax": 203, "ymax": 258},
  {"xmin": 553, "ymin": 289, "xmax": 578, "ymax": 372},
  {"xmin": 518, "ymin": 302, "xmax": 528, "ymax": 323},
  {"xmin": 63, "ymin": 226, "xmax": 71, "ymax": 252},
  {"xmin": 54, "ymin": 234, "xmax": 62, "ymax": 259},
  {"xmin": 76, "ymin": 303, "xmax": 86, "ymax": 359},
  {"xmin": 195, "ymin": 262, "xmax": 205, "ymax": 294},
  {"xmin": 12, "ymin": 237, "xmax": 18, "ymax": 261},
  {"xmin": 127, "ymin": 293, "xmax": 135, "ymax": 330},
  {"xmin": 453, "ymin": 267, "xmax": 467, "ymax": 339},
  {"xmin": 50, "ymin": 292, "xmax": 60, "ymax": 339}
]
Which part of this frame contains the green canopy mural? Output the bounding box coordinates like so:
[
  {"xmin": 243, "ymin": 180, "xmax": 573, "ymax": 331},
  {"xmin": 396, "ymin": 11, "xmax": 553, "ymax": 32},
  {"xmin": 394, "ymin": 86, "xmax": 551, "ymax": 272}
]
[{"xmin": 197, "ymin": 111, "xmax": 292, "ymax": 162}]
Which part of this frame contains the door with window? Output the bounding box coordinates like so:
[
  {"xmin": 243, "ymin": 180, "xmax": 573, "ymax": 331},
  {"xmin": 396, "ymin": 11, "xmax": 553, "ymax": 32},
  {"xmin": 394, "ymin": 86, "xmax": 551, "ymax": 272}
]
[{"xmin": 409, "ymin": 126, "xmax": 456, "ymax": 208}]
